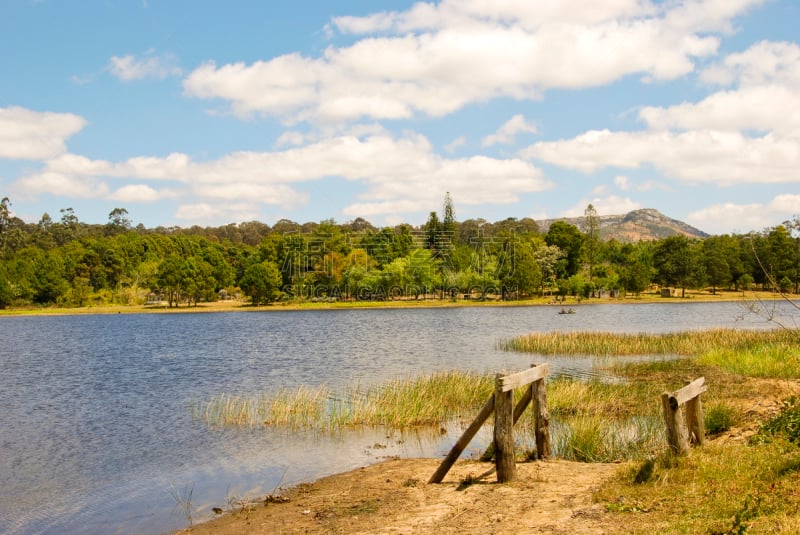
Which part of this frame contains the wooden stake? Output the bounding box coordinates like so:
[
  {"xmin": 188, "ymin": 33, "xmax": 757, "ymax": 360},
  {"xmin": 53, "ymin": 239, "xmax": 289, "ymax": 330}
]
[
  {"xmin": 480, "ymin": 383, "xmax": 533, "ymax": 461},
  {"xmin": 532, "ymin": 378, "xmax": 552, "ymax": 460},
  {"xmin": 428, "ymin": 393, "xmax": 495, "ymax": 484},
  {"xmin": 661, "ymin": 392, "xmax": 690, "ymax": 455},
  {"xmin": 494, "ymin": 374, "xmax": 517, "ymax": 483},
  {"xmin": 685, "ymin": 395, "xmax": 705, "ymax": 446}
]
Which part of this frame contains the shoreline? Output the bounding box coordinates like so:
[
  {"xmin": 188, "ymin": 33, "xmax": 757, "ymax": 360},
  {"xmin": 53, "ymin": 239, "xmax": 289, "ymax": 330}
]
[{"xmin": 0, "ymin": 289, "xmax": 780, "ymax": 318}]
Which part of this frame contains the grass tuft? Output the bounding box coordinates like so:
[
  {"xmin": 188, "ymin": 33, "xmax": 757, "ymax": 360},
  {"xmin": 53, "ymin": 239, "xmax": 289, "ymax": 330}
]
[
  {"xmin": 704, "ymin": 400, "xmax": 740, "ymax": 435},
  {"xmin": 499, "ymin": 328, "xmax": 799, "ymax": 359}
]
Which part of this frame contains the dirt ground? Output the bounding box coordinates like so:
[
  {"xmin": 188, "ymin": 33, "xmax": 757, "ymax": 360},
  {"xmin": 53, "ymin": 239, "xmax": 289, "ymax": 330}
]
[
  {"xmin": 180, "ymin": 458, "xmax": 621, "ymax": 535},
  {"xmin": 177, "ymin": 377, "xmax": 795, "ymax": 535}
]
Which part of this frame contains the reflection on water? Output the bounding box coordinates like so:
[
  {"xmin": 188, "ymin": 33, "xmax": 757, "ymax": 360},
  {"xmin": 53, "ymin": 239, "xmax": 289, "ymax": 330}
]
[{"xmin": 0, "ymin": 301, "xmax": 796, "ymax": 534}]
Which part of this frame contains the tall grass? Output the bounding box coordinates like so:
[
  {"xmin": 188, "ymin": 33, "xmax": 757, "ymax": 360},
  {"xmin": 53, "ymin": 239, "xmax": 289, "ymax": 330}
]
[
  {"xmin": 554, "ymin": 415, "xmax": 663, "ymax": 463},
  {"xmin": 198, "ymin": 371, "xmax": 667, "ymax": 463},
  {"xmin": 197, "ymin": 327, "xmax": 799, "ymax": 469},
  {"xmin": 599, "ymin": 440, "xmax": 800, "ymax": 533},
  {"xmin": 699, "ymin": 343, "xmax": 800, "ymax": 378},
  {"xmin": 197, "ymin": 371, "xmax": 495, "ymax": 430},
  {"xmin": 499, "ymin": 328, "xmax": 799, "ymax": 357}
]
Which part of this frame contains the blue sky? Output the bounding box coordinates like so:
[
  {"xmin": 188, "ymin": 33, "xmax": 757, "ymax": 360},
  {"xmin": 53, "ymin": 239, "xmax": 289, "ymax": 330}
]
[{"xmin": 1, "ymin": 0, "xmax": 798, "ymax": 235}]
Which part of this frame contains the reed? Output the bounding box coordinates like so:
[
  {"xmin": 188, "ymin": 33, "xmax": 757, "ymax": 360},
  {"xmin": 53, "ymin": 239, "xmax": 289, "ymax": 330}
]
[
  {"xmin": 553, "ymin": 415, "xmax": 663, "ymax": 463},
  {"xmin": 199, "ymin": 371, "xmax": 494, "ymax": 430},
  {"xmin": 698, "ymin": 343, "xmax": 800, "ymax": 378},
  {"xmin": 543, "ymin": 376, "xmax": 660, "ymax": 420},
  {"xmin": 499, "ymin": 328, "xmax": 799, "ymax": 357}
]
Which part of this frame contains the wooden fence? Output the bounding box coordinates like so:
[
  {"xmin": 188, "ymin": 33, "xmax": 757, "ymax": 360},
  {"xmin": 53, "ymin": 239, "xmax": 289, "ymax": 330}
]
[
  {"xmin": 429, "ymin": 363, "xmax": 551, "ymax": 484},
  {"xmin": 661, "ymin": 377, "xmax": 707, "ymax": 455}
]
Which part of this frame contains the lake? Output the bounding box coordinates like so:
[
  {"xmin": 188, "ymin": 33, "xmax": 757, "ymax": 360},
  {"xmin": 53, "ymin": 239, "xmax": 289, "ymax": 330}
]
[{"xmin": 0, "ymin": 301, "xmax": 795, "ymax": 534}]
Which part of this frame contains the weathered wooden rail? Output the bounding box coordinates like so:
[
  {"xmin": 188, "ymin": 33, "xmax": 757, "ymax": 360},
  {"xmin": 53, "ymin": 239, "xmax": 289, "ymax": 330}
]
[
  {"xmin": 429, "ymin": 363, "xmax": 551, "ymax": 484},
  {"xmin": 661, "ymin": 377, "xmax": 707, "ymax": 455}
]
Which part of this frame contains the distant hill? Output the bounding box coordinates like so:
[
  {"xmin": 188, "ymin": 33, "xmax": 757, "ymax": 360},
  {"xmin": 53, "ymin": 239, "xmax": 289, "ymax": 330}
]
[{"xmin": 537, "ymin": 208, "xmax": 710, "ymax": 242}]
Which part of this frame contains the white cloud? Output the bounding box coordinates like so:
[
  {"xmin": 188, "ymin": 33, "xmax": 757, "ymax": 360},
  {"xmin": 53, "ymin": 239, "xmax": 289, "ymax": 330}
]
[
  {"xmin": 276, "ymin": 131, "xmax": 308, "ymax": 147},
  {"xmin": 445, "ymin": 136, "xmax": 467, "ymax": 152},
  {"xmin": 562, "ymin": 195, "xmax": 641, "ymax": 217},
  {"xmin": 14, "ymin": 171, "xmax": 109, "ymax": 199},
  {"xmin": 108, "ymin": 50, "xmax": 182, "ymax": 81},
  {"xmin": 331, "ymin": 0, "xmax": 758, "ymax": 35},
  {"xmin": 482, "ymin": 114, "xmax": 537, "ymax": 147},
  {"xmin": 0, "ymin": 107, "xmax": 86, "ymax": 160},
  {"xmin": 183, "ymin": 0, "xmax": 757, "ymax": 124},
  {"xmin": 639, "ymin": 85, "xmax": 800, "ymax": 133},
  {"xmin": 524, "ymin": 38, "xmax": 800, "ymax": 189},
  {"xmin": 686, "ymin": 194, "xmax": 800, "ymax": 234},
  {"xmin": 700, "ymin": 40, "xmax": 800, "ymax": 87},
  {"xmin": 614, "ymin": 174, "xmax": 670, "ymax": 192},
  {"xmin": 109, "ymin": 184, "xmax": 175, "ymax": 203},
  {"xmin": 523, "ymin": 129, "xmax": 800, "ymax": 185},
  {"xmin": 174, "ymin": 202, "xmax": 262, "ymax": 225},
  {"xmin": 14, "ymin": 132, "xmax": 551, "ymax": 222},
  {"xmin": 640, "ymin": 41, "xmax": 800, "ymax": 134}
]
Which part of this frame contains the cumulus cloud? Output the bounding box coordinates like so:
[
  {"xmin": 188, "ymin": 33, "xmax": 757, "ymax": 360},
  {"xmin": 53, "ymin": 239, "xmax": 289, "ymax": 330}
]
[
  {"xmin": 524, "ymin": 129, "xmax": 800, "ymax": 184},
  {"xmin": 174, "ymin": 202, "xmax": 262, "ymax": 224},
  {"xmin": 109, "ymin": 184, "xmax": 176, "ymax": 203},
  {"xmin": 562, "ymin": 195, "xmax": 641, "ymax": 217},
  {"xmin": 14, "ymin": 171, "xmax": 109, "ymax": 199},
  {"xmin": 0, "ymin": 106, "xmax": 86, "ymax": 160},
  {"xmin": 482, "ymin": 115, "xmax": 537, "ymax": 147},
  {"xmin": 700, "ymin": 40, "xmax": 800, "ymax": 87},
  {"xmin": 639, "ymin": 85, "xmax": 800, "ymax": 133},
  {"xmin": 686, "ymin": 194, "xmax": 800, "ymax": 234},
  {"xmin": 108, "ymin": 50, "xmax": 182, "ymax": 81},
  {"xmin": 523, "ymin": 38, "xmax": 800, "ymax": 189},
  {"xmin": 445, "ymin": 136, "xmax": 467, "ymax": 152},
  {"xmin": 640, "ymin": 42, "xmax": 800, "ymax": 134},
  {"xmin": 182, "ymin": 0, "xmax": 758, "ymax": 124},
  {"xmin": 614, "ymin": 174, "xmax": 670, "ymax": 192},
  {"xmin": 13, "ymin": 132, "xmax": 551, "ymax": 222}
]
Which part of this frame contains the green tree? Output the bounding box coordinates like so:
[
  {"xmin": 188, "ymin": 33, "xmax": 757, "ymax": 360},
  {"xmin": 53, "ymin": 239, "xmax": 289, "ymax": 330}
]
[
  {"xmin": 157, "ymin": 255, "xmax": 186, "ymax": 307},
  {"xmin": 442, "ymin": 192, "xmax": 457, "ymax": 236},
  {"xmin": 425, "ymin": 211, "xmax": 441, "ymax": 251},
  {"xmin": 106, "ymin": 207, "xmax": 132, "ymax": 236},
  {"xmin": 0, "ymin": 266, "xmax": 13, "ymax": 308},
  {"xmin": 583, "ymin": 204, "xmax": 600, "ymax": 282},
  {"xmin": 240, "ymin": 261, "xmax": 283, "ymax": 305},
  {"xmin": 32, "ymin": 250, "xmax": 68, "ymax": 304},
  {"xmin": 654, "ymin": 236, "xmax": 702, "ymax": 297},
  {"xmin": 533, "ymin": 244, "xmax": 564, "ymax": 296},
  {"xmin": 183, "ymin": 256, "xmax": 216, "ymax": 306},
  {"xmin": 702, "ymin": 237, "xmax": 732, "ymax": 294},
  {"xmin": 498, "ymin": 239, "xmax": 542, "ymax": 298},
  {"xmin": 544, "ymin": 221, "xmax": 583, "ymax": 277}
]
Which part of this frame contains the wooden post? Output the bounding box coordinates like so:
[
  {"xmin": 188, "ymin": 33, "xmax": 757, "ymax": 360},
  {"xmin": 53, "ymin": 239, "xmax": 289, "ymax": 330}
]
[
  {"xmin": 685, "ymin": 395, "xmax": 705, "ymax": 446},
  {"xmin": 661, "ymin": 392, "xmax": 690, "ymax": 455},
  {"xmin": 532, "ymin": 378, "xmax": 552, "ymax": 460},
  {"xmin": 480, "ymin": 376, "xmax": 533, "ymax": 461},
  {"xmin": 494, "ymin": 373, "xmax": 517, "ymax": 483},
  {"xmin": 429, "ymin": 393, "xmax": 495, "ymax": 484}
]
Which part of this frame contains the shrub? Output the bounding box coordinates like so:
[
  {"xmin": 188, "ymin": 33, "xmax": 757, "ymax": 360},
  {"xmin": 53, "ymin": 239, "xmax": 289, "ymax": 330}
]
[{"xmin": 753, "ymin": 396, "xmax": 800, "ymax": 444}]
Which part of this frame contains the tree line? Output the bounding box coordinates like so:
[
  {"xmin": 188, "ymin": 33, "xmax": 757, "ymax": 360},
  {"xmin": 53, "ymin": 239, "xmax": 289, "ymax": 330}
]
[{"xmin": 0, "ymin": 196, "xmax": 797, "ymax": 309}]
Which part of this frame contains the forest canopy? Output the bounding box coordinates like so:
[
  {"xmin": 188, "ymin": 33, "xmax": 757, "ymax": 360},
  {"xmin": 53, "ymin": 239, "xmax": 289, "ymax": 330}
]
[{"xmin": 0, "ymin": 196, "xmax": 797, "ymax": 309}]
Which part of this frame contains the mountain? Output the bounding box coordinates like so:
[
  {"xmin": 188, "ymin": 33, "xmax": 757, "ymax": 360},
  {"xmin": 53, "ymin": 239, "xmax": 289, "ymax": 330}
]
[{"xmin": 536, "ymin": 208, "xmax": 710, "ymax": 242}]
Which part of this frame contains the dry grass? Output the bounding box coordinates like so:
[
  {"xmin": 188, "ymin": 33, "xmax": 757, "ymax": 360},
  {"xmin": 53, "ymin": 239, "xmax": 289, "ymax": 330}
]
[
  {"xmin": 197, "ymin": 371, "xmax": 495, "ymax": 430},
  {"xmin": 499, "ymin": 328, "xmax": 799, "ymax": 357}
]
